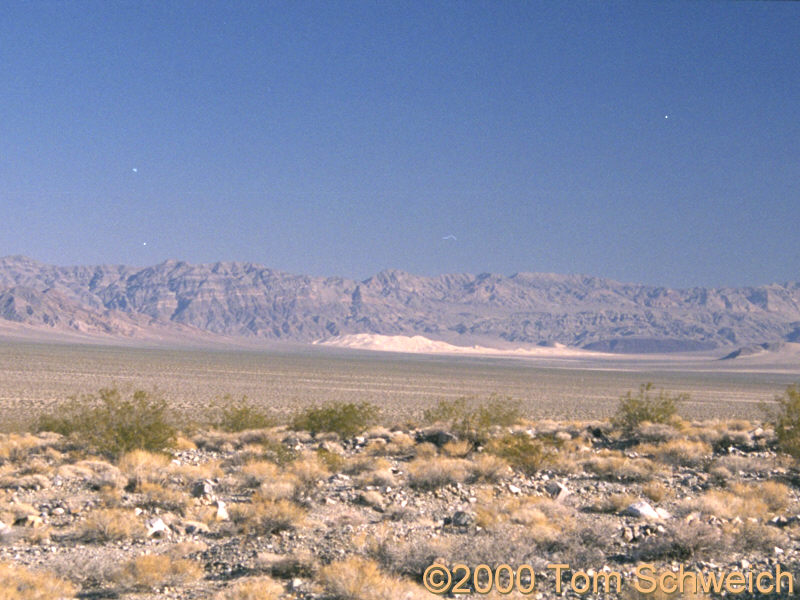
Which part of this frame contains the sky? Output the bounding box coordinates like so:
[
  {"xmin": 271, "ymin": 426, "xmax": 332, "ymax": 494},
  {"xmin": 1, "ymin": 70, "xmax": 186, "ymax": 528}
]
[{"xmin": 1, "ymin": 1, "xmax": 798, "ymax": 288}]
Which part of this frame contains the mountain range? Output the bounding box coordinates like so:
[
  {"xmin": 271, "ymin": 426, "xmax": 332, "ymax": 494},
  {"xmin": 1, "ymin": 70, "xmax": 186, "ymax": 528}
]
[{"xmin": 1, "ymin": 255, "xmax": 799, "ymax": 353}]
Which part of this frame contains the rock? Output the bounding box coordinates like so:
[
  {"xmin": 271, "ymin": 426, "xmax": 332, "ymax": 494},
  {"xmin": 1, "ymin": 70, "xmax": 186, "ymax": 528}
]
[
  {"xmin": 357, "ymin": 491, "xmax": 386, "ymax": 512},
  {"xmin": 555, "ymin": 431, "xmax": 572, "ymax": 442},
  {"xmin": 451, "ymin": 511, "xmax": 474, "ymax": 527},
  {"xmin": 508, "ymin": 484, "xmax": 521, "ymax": 494},
  {"xmin": 621, "ymin": 501, "xmax": 662, "ymax": 520},
  {"xmin": 418, "ymin": 429, "xmax": 457, "ymax": 447},
  {"xmin": 655, "ymin": 508, "xmax": 672, "ymax": 520},
  {"xmin": 147, "ymin": 517, "xmax": 170, "ymax": 538},
  {"xmin": 14, "ymin": 514, "xmax": 44, "ymax": 528},
  {"xmin": 191, "ymin": 479, "xmax": 216, "ymax": 498},
  {"xmin": 544, "ymin": 480, "xmax": 570, "ymax": 502},
  {"xmin": 318, "ymin": 440, "xmax": 345, "ymax": 455},
  {"xmin": 215, "ymin": 500, "xmax": 229, "ymax": 521},
  {"xmin": 183, "ymin": 520, "xmax": 211, "ymax": 535}
]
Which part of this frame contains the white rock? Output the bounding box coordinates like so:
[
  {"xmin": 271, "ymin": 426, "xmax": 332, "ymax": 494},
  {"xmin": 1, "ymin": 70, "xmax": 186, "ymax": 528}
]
[
  {"xmin": 508, "ymin": 484, "xmax": 521, "ymax": 494},
  {"xmin": 216, "ymin": 500, "xmax": 229, "ymax": 521},
  {"xmin": 147, "ymin": 517, "xmax": 170, "ymax": 538},
  {"xmin": 621, "ymin": 501, "xmax": 661, "ymax": 520}
]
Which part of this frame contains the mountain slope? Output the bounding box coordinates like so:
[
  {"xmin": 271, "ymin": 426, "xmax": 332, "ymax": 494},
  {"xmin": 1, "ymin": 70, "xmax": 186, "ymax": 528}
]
[{"xmin": 1, "ymin": 256, "xmax": 798, "ymax": 351}]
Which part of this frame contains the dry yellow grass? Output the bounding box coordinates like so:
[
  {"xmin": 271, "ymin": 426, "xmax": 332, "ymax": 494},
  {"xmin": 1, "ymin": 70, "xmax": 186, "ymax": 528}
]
[
  {"xmin": 230, "ymin": 496, "xmax": 305, "ymax": 535},
  {"xmin": 468, "ymin": 453, "xmax": 512, "ymax": 483},
  {"xmin": 651, "ymin": 439, "xmax": 713, "ymax": 468},
  {"xmin": 441, "ymin": 439, "xmax": 471, "ymax": 458},
  {"xmin": 115, "ymin": 553, "xmax": 204, "ymax": 590},
  {"xmin": 118, "ymin": 449, "xmax": 171, "ymax": 487},
  {"xmin": 319, "ymin": 557, "xmax": 427, "ymax": 600},
  {"xmin": 591, "ymin": 492, "xmax": 639, "ymax": 514},
  {"xmin": 288, "ymin": 453, "xmax": 329, "ymax": 491},
  {"xmin": 476, "ymin": 495, "xmax": 573, "ymax": 543},
  {"xmin": 642, "ymin": 480, "xmax": 670, "ymax": 503},
  {"xmin": 214, "ymin": 576, "xmax": 284, "ymax": 600},
  {"xmin": 0, "ymin": 562, "xmax": 76, "ymax": 600},
  {"xmin": 80, "ymin": 507, "xmax": 145, "ymax": 542},
  {"xmin": 407, "ymin": 457, "xmax": 469, "ymax": 489}
]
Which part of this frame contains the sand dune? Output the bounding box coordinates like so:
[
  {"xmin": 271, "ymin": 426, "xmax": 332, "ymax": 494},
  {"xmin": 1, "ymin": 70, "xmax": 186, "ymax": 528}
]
[{"xmin": 315, "ymin": 333, "xmax": 606, "ymax": 358}]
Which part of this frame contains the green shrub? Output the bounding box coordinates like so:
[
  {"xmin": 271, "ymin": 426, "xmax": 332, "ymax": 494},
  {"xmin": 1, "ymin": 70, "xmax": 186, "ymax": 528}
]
[
  {"xmin": 613, "ymin": 383, "xmax": 685, "ymax": 433},
  {"xmin": 772, "ymin": 384, "xmax": 800, "ymax": 458},
  {"xmin": 215, "ymin": 395, "xmax": 277, "ymax": 432},
  {"xmin": 486, "ymin": 432, "xmax": 557, "ymax": 475},
  {"xmin": 291, "ymin": 402, "xmax": 379, "ymax": 439},
  {"xmin": 423, "ymin": 395, "xmax": 522, "ymax": 445},
  {"xmin": 37, "ymin": 387, "xmax": 175, "ymax": 458}
]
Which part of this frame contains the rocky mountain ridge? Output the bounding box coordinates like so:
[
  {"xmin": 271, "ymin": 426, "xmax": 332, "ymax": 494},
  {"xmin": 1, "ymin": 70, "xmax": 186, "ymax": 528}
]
[{"xmin": 1, "ymin": 255, "xmax": 799, "ymax": 352}]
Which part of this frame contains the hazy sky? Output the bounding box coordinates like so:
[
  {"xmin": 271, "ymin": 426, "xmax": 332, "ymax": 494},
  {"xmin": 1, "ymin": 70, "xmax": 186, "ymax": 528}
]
[{"xmin": 1, "ymin": 1, "xmax": 798, "ymax": 287}]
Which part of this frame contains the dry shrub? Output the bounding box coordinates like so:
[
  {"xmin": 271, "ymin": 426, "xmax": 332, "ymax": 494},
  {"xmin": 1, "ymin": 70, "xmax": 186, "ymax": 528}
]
[
  {"xmin": 0, "ymin": 562, "xmax": 76, "ymax": 600},
  {"xmin": 259, "ymin": 476, "xmax": 298, "ymax": 502},
  {"xmin": 730, "ymin": 481, "xmax": 790, "ymax": 513},
  {"xmin": 413, "ymin": 442, "xmax": 437, "ymax": 459},
  {"xmin": 733, "ymin": 520, "xmax": 788, "ymax": 552},
  {"xmin": 230, "ymin": 496, "xmax": 305, "ymax": 535},
  {"xmin": 642, "ymin": 480, "xmax": 669, "ymax": 503},
  {"xmin": 632, "ymin": 521, "xmax": 727, "ymax": 562},
  {"xmin": 583, "ymin": 453, "xmax": 661, "ymax": 482},
  {"xmin": 0, "ymin": 434, "xmax": 47, "ymax": 464},
  {"xmin": 118, "ymin": 449, "xmax": 171, "ymax": 489},
  {"xmin": 486, "ymin": 433, "xmax": 555, "ymax": 476},
  {"xmin": 407, "ymin": 457, "xmax": 469, "ymax": 489},
  {"xmin": 476, "ymin": 496, "xmax": 573, "ymax": 543},
  {"xmin": 442, "ymin": 439, "xmax": 471, "ymax": 458},
  {"xmin": 168, "ymin": 459, "xmax": 224, "ymax": 484},
  {"xmin": 651, "ymin": 439, "xmax": 712, "ymax": 468},
  {"xmin": 591, "ymin": 492, "xmax": 638, "ymax": 514},
  {"xmin": 115, "ymin": 553, "xmax": 203, "ymax": 590},
  {"xmin": 356, "ymin": 468, "xmax": 396, "ymax": 489},
  {"xmin": 59, "ymin": 459, "xmax": 124, "ymax": 490},
  {"xmin": 613, "ymin": 383, "xmax": 685, "ymax": 433},
  {"xmin": 635, "ymin": 423, "xmax": 680, "ymax": 443},
  {"xmin": 288, "ymin": 453, "xmax": 329, "ymax": 492},
  {"xmin": 291, "ymin": 401, "xmax": 379, "ymax": 439},
  {"xmin": 215, "ymin": 576, "xmax": 283, "ymax": 600},
  {"xmin": 468, "ymin": 453, "xmax": 512, "ymax": 483},
  {"xmin": 240, "ymin": 460, "xmax": 280, "ymax": 488},
  {"xmin": 138, "ymin": 481, "xmax": 188, "ymax": 514},
  {"xmin": 80, "ymin": 507, "xmax": 145, "ymax": 542},
  {"xmin": 683, "ymin": 489, "xmax": 769, "ymax": 520},
  {"xmin": 319, "ymin": 557, "xmax": 427, "ymax": 600},
  {"xmin": 712, "ymin": 454, "xmax": 775, "ymax": 477}
]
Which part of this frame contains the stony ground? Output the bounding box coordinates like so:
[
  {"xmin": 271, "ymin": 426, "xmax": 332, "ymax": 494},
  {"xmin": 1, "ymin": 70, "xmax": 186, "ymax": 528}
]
[{"xmin": 2, "ymin": 417, "xmax": 800, "ymax": 599}]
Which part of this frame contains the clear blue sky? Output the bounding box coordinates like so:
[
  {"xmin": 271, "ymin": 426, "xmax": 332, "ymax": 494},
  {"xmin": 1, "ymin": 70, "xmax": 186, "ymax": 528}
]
[{"xmin": 1, "ymin": 1, "xmax": 798, "ymax": 287}]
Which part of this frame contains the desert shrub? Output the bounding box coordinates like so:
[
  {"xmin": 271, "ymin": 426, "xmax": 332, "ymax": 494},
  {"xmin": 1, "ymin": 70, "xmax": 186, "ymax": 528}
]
[
  {"xmin": 115, "ymin": 554, "xmax": 203, "ymax": 590},
  {"xmin": 423, "ymin": 395, "xmax": 522, "ymax": 444},
  {"xmin": 486, "ymin": 433, "xmax": 556, "ymax": 476},
  {"xmin": 583, "ymin": 454, "xmax": 661, "ymax": 482},
  {"xmin": 468, "ymin": 453, "xmax": 512, "ymax": 483},
  {"xmin": 651, "ymin": 439, "xmax": 713, "ymax": 468},
  {"xmin": 288, "ymin": 453, "xmax": 330, "ymax": 491},
  {"xmin": 230, "ymin": 496, "xmax": 305, "ymax": 535},
  {"xmin": 590, "ymin": 492, "xmax": 638, "ymax": 514},
  {"xmin": 214, "ymin": 395, "xmax": 277, "ymax": 432},
  {"xmin": 137, "ymin": 482, "xmax": 188, "ymax": 514},
  {"xmin": 80, "ymin": 507, "xmax": 145, "ymax": 542},
  {"xmin": 319, "ymin": 557, "xmax": 427, "ymax": 600},
  {"xmin": 118, "ymin": 449, "xmax": 171, "ymax": 490},
  {"xmin": 632, "ymin": 521, "xmax": 727, "ymax": 562},
  {"xmin": 0, "ymin": 562, "xmax": 77, "ymax": 600},
  {"xmin": 37, "ymin": 387, "xmax": 176, "ymax": 458},
  {"xmin": 316, "ymin": 447, "xmax": 346, "ymax": 471},
  {"xmin": 613, "ymin": 383, "xmax": 686, "ymax": 433},
  {"xmin": 215, "ymin": 576, "xmax": 284, "ymax": 600},
  {"xmin": 407, "ymin": 457, "xmax": 469, "ymax": 489},
  {"xmin": 642, "ymin": 480, "xmax": 669, "ymax": 503},
  {"xmin": 291, "ymin": 402, "xmax": 379, "ymax": 439},
  {"xmin": 770, "ymin": 384, "xmax": 800, "ymax": 458}
]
